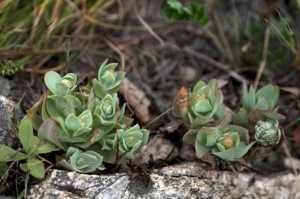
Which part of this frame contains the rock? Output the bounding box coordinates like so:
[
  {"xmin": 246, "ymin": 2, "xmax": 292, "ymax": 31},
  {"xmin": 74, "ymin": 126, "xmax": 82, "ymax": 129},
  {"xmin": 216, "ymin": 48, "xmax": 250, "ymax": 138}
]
[
  {"xmin": 0, "ymin": 77, "xmax": 11, "ymax": 96},
  {"xmin": 28, "ymin": 162, "xmax": 300, "ymax": 199},
  {"xmin": 0, "ymin": 96, "xmax": 20, "ymax": 146},
  {"xmin": 133, "ymin": 136, "xmax": 178, "ymax": 164}
]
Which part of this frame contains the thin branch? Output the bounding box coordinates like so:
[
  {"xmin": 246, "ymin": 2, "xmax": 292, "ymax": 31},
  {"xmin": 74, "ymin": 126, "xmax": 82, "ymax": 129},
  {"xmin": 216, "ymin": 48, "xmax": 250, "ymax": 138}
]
[
  {"xmin": 134, "ymin": 3, "xmax": 164, "ymax": 45},
  {"xmin": 254, "ymin": 26, "xmax": 270, "ymax": 89}
]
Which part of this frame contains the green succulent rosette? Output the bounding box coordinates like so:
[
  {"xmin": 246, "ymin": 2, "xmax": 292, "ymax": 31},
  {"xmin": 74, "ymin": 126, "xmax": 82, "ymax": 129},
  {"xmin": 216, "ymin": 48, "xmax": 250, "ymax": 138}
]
[
  {"xmin": 64, "ymin": 147, "xmax": 103, "ymax": 173},
  {"xmin": 56, "ymin": 109, "xmax": 93, "ymax": 143},
  {"xmin": 118, "ymin": 124, "xmax": 149, "ymax": 159},
  {"xmin": 234, "ymin": 85, "xmax": 282, "ymax": 126},
  {"xmin": 42, "ymin": 71, "xmax": 83, "ymax": 120},
  {"xmin": 255, "ymin": 120, "xmax": 281, "ymax": 146},
  {"xmin": 93, "ymin": 94, "xmax": 119, "ymax": 132},
  {"xmin": 176, "ymin": 80, "xmax": 224, "ymax": 128},
  {"xmin": 44, "ymin": 71, "xmax": 77, "ymax": 96},
  {"xmin": 93, "ymin": 59, "xmax": 125, "ymax": 98},
  {"xmin": 190, "ymin": 125, "xmax": 253, "ymax": 161}
]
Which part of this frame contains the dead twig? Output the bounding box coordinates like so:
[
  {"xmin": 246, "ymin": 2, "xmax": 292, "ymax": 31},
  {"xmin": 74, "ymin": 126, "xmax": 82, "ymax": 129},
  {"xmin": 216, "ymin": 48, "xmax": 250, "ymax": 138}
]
[
  {"xmin": 134, "ymin": 3, "xmax": 164, "ymax": 45},
  {"xmin": 104, "ymin": 38, "xmax": 126, "ymax": 72},
  {"xmin": 254, "ymin": 26, "xmax": 270, "ymax": 89},
  {"xmin": 213, "ymin": 12, "xmax": 235, "ymax": 63}
]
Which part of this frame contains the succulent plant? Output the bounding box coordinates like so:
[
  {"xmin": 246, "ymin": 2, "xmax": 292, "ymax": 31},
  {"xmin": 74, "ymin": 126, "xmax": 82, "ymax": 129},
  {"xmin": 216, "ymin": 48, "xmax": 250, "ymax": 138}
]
[
  {"xmin": 44, "ymin": 71, "xmax": 77, "ymax": 96},
  {"xmin": 255, "ymin": 120, "xmax": 281, "ymax": 146},
  {"xmin": 175, "ymin": 80, "xmax": 224, "ymax": 128},
  {"xmin": 0, "ymin": 60, "xmax": 149, "ymax": 179},
  {"xmin": 43, "ymin": 94, "xmax": 82, "ymax": 120},
  {"xmin": 93, "ymin": 59, "xmax": 125, "ymax": 98},
  {"xmin": 57, "ymin": 109, "xmax": 93, "ymax": 143},
  {"xmin": 191, "ymin": 125, "xmax": 253, "ymax": 161},
  {"xmin": 118, "ymin": 124, "xmax": 149, "ymax": 159},
  {"xmin": 64, "ymin": 147, "xmax": 103, "ymax": 173},
  {"xmin": 0, "ymin": 117, "xmax": 58, "ymax": 179},
  {"xmin": 235, "ymin": 84, "xmax": 281, "ymax": 126},
  {"xmin": 242, "ymin": 85, "xmax": 279, "ymax": 112},
  {"xmin": 93, "ymin": 94, "xmax": 119, "ymax": 132}
]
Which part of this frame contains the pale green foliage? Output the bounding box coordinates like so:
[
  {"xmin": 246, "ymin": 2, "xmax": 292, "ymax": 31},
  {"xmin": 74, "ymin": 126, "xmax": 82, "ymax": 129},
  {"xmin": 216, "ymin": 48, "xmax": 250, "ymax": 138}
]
[
  {"xmin": 62, "ymin": 147, "xmax": 103, "ymax": 173},
  {"xmin": 0, "ymin": 117, "xmax": 58, "ymax": 179},
  {"xmin": 175, "ymin": 80, "xmax": 224, "ymax": 128},
  {"xmin": 177, "ymin": 80, "xmax": 282, "ymax": 161},
  {"xmin": 235, "ymin": 84, "xmax": 282, "ymax": 127},
  {"xmin": 0, "ymin": 60, "xmax": 149, "ymax": 178},
  {"xmin": 118, "ymin": 125, "xmax": 149, "ymax": 159},
  {"xmin": 92, "ymin": 59, "xmax": 125, "ymax": 98}
]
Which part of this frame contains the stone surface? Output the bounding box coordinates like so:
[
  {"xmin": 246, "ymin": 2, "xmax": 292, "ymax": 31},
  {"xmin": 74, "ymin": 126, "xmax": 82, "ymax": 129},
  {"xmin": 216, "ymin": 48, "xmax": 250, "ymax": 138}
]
[
  {"xmin": 0, "ymin": 96, "xmax": 19, "ymax": 146},
  {"xmin": 28, "ymin": 162, "xmax": 300, "ymax": 199},
  {"xmin": 0, "ymin": 77, "xmax": 11, "ymax": 96}
]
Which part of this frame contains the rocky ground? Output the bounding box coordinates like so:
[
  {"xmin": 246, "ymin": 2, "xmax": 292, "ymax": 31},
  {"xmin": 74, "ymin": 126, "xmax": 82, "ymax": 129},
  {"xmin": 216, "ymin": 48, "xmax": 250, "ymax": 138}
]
[
  {"xmin": 2, "ymin": 0, "xmax": 300, "ymax": 198},
  {"xmin": 28, "ymin": 162, "xmax": 300, "ymax": 199}
]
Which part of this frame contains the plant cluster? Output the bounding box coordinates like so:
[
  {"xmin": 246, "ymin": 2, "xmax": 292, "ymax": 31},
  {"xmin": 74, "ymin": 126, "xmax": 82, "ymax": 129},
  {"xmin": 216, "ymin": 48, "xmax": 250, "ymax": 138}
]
[
  {"xmin": 0, "ymin": 60, "xmax": 149, "ymax": 179},
  {"xmin": 162, "ymin": 0, "xmax": 208, "ymax": 25},
  {"xmin": 174, "ymin": 80, "xmax": 282, "ymax": 161}
]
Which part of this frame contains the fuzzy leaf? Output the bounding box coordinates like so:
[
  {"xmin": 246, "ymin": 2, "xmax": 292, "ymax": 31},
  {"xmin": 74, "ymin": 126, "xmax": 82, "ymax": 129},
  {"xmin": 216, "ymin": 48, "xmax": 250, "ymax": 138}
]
[
  {"xmin": 256, "ymin": 85, "xmax": 279, "ymax": 110},
  {"xmin": 44, "ymin": 71, "xmax": 62, "ymax": 95},
  {"xmin": 213, "ymin": 142, "xmax": 255, "ymax": 161},
  {"xmin": 0, "ymin": 145, "xmax": 27, "ymax": 162},
  {"xmin": 26, "ymin": 157, "xmax": 45, "ymax": 179},
  {"xmin": 18, "ymin": 117, "xmax": 35, "ymax": 153},
  {"xmin": 35, "ymin": 142, "xmax": 59, "ymax": 155},
  {"xmin": 38, "ymin": 119, "xmax": 65, "ymax": 149}
]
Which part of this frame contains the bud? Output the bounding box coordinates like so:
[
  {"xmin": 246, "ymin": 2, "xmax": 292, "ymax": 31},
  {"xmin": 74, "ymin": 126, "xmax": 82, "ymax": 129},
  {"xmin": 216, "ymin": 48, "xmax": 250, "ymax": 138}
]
[{"xmin": 255, "ymin": 120, "xmax": 281, "ymax": 146}]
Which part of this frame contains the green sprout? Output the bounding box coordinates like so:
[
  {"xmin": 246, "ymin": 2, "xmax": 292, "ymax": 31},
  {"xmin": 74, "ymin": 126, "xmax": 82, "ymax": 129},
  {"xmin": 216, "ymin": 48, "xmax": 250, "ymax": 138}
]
[
  {"xmin": 118, "ymin": 124, "xmax": 149, "ymax": 159},
  {"xmin": 184, "ymin": 125, "xmax": 253, "ymax": 161},
  {"xmin": 92, "ymin": 59, "xmax": 125, "ymax": 98},
  {"xmin": 44, "ymin": 71, "xmax": 77, "ymax": 96},
  {"xmin": 57, "ymin": 109, "xmax": 93, "ymax": 144},
  {"xmin": 93, "ymin": 94, "xmax": 119, "ymax": 132},
  {"xmin": 64, "ymin": 147, "xmax": 103, "ymax": 173},
  {"xmin": 235, "ymin": 84, "xmax": 281, "ymax": 127},
  {"xmin": 175, "ymin": 80, "xmax": 224, "ymax": 128}
]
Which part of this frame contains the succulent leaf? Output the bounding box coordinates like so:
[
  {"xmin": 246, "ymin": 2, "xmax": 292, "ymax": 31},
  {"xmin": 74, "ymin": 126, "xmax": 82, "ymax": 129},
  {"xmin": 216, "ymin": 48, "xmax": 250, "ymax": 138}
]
[
  {"xmin": 94, "ymin": 94, "xmax": 118, "ymax": 131},
  {"xmin": 177, "ymin": 79, "xmax": 223, "ymax": 127},
  {"xmin": 93, "ymin": 59, "xmax": 125, "ymax": 98},
  {"xmin": 44, "ymin": 71, "xmax": 77, "ymax": 96},
  {"xmin": 118, "ymin": 125, "xmax": 149, "ymax": 159},
  {"xmin": 65, "ymin": 147, "xmax": 103, "ymax": 173}
]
